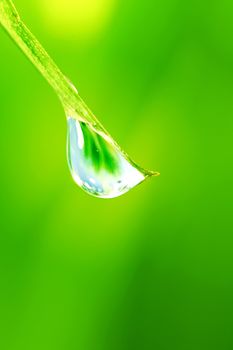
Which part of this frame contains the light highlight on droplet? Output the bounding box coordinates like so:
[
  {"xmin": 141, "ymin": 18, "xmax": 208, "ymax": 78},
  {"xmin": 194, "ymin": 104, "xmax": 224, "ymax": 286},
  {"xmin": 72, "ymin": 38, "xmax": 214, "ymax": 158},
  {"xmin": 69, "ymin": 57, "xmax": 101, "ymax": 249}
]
[{"xmin": 67, "ymin": 117, "xmax": 157, "ymax": 198}]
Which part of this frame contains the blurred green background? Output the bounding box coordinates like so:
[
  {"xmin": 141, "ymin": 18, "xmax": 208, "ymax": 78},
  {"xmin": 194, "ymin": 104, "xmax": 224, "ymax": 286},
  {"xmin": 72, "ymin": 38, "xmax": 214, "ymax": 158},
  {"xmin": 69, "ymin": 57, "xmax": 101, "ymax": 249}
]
[{"xmin": 0, "ymin": 0, "xmax": 233, "ymax": 349}]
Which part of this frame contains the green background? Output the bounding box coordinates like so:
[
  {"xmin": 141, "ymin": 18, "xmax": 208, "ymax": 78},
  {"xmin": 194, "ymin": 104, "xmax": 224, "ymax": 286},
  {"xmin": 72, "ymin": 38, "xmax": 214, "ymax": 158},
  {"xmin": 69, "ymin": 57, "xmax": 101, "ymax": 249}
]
[{"xmin": 0, "ymin": 0, "xmax": 233, "ymax": 349}]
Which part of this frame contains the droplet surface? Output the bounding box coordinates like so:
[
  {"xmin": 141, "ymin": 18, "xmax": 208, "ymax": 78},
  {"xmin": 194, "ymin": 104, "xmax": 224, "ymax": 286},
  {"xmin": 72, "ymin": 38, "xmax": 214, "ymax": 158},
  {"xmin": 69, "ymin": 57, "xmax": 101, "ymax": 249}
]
[{"xmin": 67, "ymin": 117, "xmax": 158, "ymax": 198}]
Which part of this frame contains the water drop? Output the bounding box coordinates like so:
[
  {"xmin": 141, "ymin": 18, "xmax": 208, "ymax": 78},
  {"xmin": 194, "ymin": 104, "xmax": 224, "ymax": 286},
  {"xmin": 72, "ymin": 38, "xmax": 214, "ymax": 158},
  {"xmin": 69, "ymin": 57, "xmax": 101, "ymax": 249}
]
[
  {"xmin": 67, "ymin": 116, "xmax": 159, "ymax": 198},
  {"xmin": 65, "ymin": 76, "xmax": 79, "ymax": 94}
]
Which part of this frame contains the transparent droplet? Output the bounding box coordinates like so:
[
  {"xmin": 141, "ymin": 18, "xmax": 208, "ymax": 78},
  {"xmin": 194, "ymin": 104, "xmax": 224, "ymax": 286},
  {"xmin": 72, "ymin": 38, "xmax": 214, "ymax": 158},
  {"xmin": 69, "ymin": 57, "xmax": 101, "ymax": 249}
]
[
  {"xmin": 67, "ymin": 116, "xmax": 159, "ymax": 199},
  {"xmin": 65, "ymin": 76, "xmax": 79, "ymax": 94}
]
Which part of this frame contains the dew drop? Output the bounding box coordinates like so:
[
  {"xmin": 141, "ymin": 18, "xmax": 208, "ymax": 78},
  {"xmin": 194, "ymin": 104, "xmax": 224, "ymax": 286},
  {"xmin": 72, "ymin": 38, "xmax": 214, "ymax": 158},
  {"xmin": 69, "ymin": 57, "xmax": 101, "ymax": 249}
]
[
  {"xmin": 67, "ymin": 116, "xmax": 159, "ymax": 198},
  {"xmin": 65, "ymin": 76, "xmax": 79, "ymax": 94}
]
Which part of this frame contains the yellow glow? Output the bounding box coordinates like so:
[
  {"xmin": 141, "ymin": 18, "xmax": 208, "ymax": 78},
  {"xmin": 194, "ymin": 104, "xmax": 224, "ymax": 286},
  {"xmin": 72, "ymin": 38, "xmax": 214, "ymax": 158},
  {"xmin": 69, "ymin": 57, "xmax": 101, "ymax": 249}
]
[{"xmin": 39, "ymin": 0, "xmax": 116, "ymax": 39}]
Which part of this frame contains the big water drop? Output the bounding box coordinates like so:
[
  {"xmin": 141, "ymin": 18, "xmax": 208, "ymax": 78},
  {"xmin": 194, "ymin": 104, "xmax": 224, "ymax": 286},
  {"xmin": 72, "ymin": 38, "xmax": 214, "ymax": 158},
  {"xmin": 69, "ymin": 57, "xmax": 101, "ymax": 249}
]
[{"xmin": 67, "ymin": 116, "xmax": 159, "ymax": 199}]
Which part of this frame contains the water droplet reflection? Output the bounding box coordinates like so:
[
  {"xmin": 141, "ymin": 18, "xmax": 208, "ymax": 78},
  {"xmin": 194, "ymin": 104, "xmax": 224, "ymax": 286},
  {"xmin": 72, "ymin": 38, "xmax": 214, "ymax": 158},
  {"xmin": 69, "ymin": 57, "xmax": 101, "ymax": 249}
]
[{"xmin": 67, "ymin": 117, "xmax": 158, "ymax": 198}]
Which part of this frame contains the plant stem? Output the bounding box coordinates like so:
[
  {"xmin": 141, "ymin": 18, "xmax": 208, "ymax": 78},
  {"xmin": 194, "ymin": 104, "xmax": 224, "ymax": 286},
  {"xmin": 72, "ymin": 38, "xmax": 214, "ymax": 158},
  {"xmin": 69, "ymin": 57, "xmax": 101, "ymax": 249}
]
[{"xmin": 0, "ymin": 0, "xmax": 98, "ymax": 125}]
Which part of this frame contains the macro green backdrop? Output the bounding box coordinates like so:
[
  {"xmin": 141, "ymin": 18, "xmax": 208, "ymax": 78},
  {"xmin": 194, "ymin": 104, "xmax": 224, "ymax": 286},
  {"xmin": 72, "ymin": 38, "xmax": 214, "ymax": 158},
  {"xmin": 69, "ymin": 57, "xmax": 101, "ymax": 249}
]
[{"xmin": 0, "ymin": 0, "xmax": 233, "ymax": 349}]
